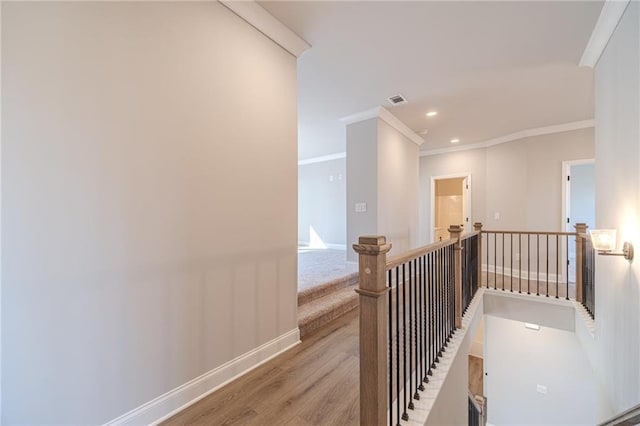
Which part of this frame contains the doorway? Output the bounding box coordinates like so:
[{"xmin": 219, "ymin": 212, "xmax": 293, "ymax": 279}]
[
  {"xmin": 562, "ymin": 159, "xmax": 595, "ymax": 279},
  {"xmin": 430, "ymin": 174, "xmax": 471, "ymax": 243}
]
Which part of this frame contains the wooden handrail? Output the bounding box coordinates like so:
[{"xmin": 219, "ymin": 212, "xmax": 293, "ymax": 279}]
[
  {"xmin": 482, "ymin": 229, "xmax": 578, "ymax": 236},
  {"xmin": 385, "ymin": 231, "xmax": 479, "ymax": 271},
  {"xmin": 385, "ymin": 238, "xmax": 456, "ymax": 270}
]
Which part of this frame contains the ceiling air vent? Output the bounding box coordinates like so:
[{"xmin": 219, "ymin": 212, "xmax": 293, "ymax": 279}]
[{"xmin": 387, "ymin": 94, "xmax": 407, "ymax": 106}]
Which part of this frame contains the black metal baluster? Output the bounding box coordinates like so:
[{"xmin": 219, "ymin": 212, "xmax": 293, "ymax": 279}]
[
  {"xmin": 546, "ymin": 235, "xmax": 549, "ymax": 297},
  {"xmin": 395, "ymin": 267, "xmax": 400, "ymax": 426},
  {"xmin": 402, "ymin": 264, "xmax": 408, "ymax": 421},
  {"xmin": 486, "ymin": 233, "xmax": 489, "ymax": 287},
  {"xmin": 414, "ymin": 256, "xmax": 425, "ymax": 392},
  {"xmin": 494, "ymin": 233, "xmax": 497, "ymax": 289},
  {"xmin": 437, "ymin": 248, "xmax": 441, "ymax": 358},
  {"xmin": 556, "ymin": 235, "xmax": 559, "ymax": 298},
  {"xmin": 518, "ymin": 233, "xmax": 522, "ymax": 293},
  {"xmin": 536, "ymin": 235, "xmax": 540, "ymax": 296},
  {"xmin": 566, "ymin": 234, "xmax": 570, "ymax": 300},
  {"xmin": 510, "ymin": 233, "xmax": 513, "ymax": 292},
  {"xmin": 527, "ymin": 234, "xmax": 531, "ymax": 294},
  {"xmin": 502, "ymin": 233, "xmax": 505, "ymax": 291},
  {"xmin": 388, "ymin": 269, "xmax": 393, "ymax": 426}
]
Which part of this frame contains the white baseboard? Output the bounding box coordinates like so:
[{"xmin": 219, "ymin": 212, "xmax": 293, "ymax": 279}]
[
  {"xmin": 481, "ymin": 263, "xmax": 563, "ymax": 284},
  {"xmin": 106, "ymin": 328, "xmax": 301, "ymax": 426},
  {"xmin": 326, "ymin": 243, "xmax": 347, "ymax": 250},
  {"xmin": 297, "ymin": 242, "xmax": 347, "ymax": 250}
]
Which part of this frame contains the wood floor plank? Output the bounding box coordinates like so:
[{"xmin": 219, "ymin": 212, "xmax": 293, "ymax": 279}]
[{"xmin": 161, "ymin": 308, "xmax": 360, "ymax": 426}]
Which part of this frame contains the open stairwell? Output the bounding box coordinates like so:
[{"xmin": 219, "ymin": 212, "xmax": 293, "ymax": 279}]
[{"xmin": 297, "ymin": 272, "xmax": 359, "ymax": 338}]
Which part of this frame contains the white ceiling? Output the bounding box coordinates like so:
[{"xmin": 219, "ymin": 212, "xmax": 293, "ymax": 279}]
[{"xmin": 259, "ymin": 1, "xmax": 602, "ymax": 160}]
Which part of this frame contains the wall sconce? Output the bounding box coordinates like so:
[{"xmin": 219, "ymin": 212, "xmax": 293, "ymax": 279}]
[{"xmin": 589, "ymin": 229, "xmax": 634, "ymax": 260}]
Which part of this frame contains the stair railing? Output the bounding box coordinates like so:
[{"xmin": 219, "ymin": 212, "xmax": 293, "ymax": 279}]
[
  {"xmin": 479, "ymin": 223, "xmax": 595, "ymax": 316},
  {"xmin": 354, "ymin": 225, "xmax": 481, "ymax": 426}
]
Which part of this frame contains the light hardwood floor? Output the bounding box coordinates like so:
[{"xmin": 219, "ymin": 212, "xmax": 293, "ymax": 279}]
[{"xmin": 162, "ymin": 309, "xmax": 360, "ymax": 426}]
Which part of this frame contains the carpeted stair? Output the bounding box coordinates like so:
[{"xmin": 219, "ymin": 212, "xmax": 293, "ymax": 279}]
[{"xmin": 298, "ymin": 272, "xmax": 359, "ymax": 338}]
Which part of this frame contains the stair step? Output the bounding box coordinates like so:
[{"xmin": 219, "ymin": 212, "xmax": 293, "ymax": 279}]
[
  {"xmin": 298, "ymin": 285, "xmax": 359, "ymax": 338},
  {"xmin": 298, "ymin": 272, "xmax": 359, "ymax": 306}
]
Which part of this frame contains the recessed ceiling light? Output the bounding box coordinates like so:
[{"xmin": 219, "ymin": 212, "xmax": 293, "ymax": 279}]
[
  {"xmin": 450, "ymin": 138, "xmax": 460, "ymax": 143},
  {"xmin": 426, "ymin": 111, "xmax": 438, "ymax": 117}
]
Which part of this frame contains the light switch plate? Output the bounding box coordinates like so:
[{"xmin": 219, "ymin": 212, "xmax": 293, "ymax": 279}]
[
  {"xmin": 355, "ymin": 202, "xmax": 367, "ymax": 213},
  {"xmin": 536, "ymin": 384, "xmax": 547, "ymax": 394}
]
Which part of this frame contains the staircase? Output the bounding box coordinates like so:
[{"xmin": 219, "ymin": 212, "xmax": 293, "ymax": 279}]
[{"xmin": 298, "ymin": 272, "xmax": 359, "ymax": 338}]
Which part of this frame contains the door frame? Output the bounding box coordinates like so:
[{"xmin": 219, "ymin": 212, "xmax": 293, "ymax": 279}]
[
  {"xmin": 430, "ymin": 172, "xmax": 472, "ymax": 243},
  {"xmin": 561, "ymin": 159, "xmax": 595, "ymax": 232}
]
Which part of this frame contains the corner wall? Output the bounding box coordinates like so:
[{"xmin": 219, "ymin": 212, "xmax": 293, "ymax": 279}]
[
  {"xmin": 1, "ymin": 3, "xmax": 298, "ymax": 424},
  {"xmin": 592, "ymin": 1, "xmax": 640, "ymax": 415},
  {"xmin": 346, "ymin": 117, "xmax": 419, "ymax": 260}
]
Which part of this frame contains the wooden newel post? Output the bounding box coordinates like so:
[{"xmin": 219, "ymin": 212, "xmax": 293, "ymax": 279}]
[
  {"xmin": 449, "ymin": 225, "xmax": 463, "ymax": 328},
  {"xmin": 474, "ymin": 222, "xmax": 483, "ymax": 288},
  {"xmin": 575, "ymin": 223, "xmax": 588, "ymax": 303},
  {"xmin": 353, "ymin": 235, "xmax": 392, "ymax": 426}
]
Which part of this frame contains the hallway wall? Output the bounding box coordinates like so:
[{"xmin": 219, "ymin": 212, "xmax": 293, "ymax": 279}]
[
  {"xmin": 298, "ymin": 158, "xmax": 346, "ymax": 248},
  {"xmin": 1, "ymin": 2, "xmax": 298, "ymax": 424},
  {"xmin": 592, "ymin": 1, "xmax": 640, "ymax": 416},
  {"xmin": 419, "ymin": 128, "xmax": 594, "ymax": 244}
]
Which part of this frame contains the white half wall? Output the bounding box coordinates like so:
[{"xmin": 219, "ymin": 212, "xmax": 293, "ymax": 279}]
[
  {"xmin": 2, "ymin": 2, "xmax": 298, "ymax": 424},
  {"xmin": 485, "ymin": 315, "xmax": 598, "ymax": 425}
]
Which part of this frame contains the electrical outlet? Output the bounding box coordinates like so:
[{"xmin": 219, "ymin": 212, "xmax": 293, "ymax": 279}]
[
  {"xmin": 355, "ymin": 202, "xmax": 367, "ymax": 213},
  {"xmin": 494, "ymin": 212, "xmax": 500, "ymax": 220}
]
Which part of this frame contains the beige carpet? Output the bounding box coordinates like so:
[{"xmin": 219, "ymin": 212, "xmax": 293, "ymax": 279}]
[{"xmin": 298, "ymin": 248, "xmax": 358, "ymax": 292}]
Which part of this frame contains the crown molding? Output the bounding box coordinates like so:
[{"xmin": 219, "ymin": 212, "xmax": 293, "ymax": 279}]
[
  {"xmin": 298, "ymin": 152, "xmax": 346, "ymax": 166},
  {"xmin": 420, "ymin": 119, "xmax": 595, "ymax": 157},
  {"xmin": 579, "ymin": 0, "xmax": 630, "ymax": 67},
  {"xmin": 220, "ymin": 0, "xmax": 310, "ymax": 58},
  {"xmin": 340, "ymin": 106, "xmax": 424, "ymax": 147}
]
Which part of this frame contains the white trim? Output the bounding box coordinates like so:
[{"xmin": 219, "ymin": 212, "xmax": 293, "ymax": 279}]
[
  {"xmin": 430, "ymin": 173, "xmax": 472, "ymax": 244},
  {"xmin": 326, "ymin": 243, "xmax": 347, "ymax": 250},
  {"xmin": 340, "ymin": 106, "xmax": 424, "ymax": 147},
  {"xmin": 219, "ymin": 1, "xmax": 310, "ymax": 58},
  {"xmin": 562, "ymin": 159, "xmax": 595, "ymax": 233},
  {"xmin": 297, "ymin": 242, "xmax": 347, "ymax": 250},
  {"xmin": 481, "ymin": 264, "xmax": 563, "ymax": 287},
  {"xmin": 579, "ymin": 0, "xmax": 630, "ymax": 67},
  {"xmin": 298, "ymin": 152, "xmax": 346, "ymax": 166},
  {"xmin": 106, "ymin": 328, "xmax": 300, "ymax": 426},
  {"xmin": 420, "ymin": 120, "xmax": 595, "ymax": 157}
]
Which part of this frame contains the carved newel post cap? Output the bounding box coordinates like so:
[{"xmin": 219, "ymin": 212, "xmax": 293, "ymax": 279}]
[
  {"xmin": 448, "ymin": 225, "xmax": 462, "ymax": 233},
  {"xmin": 353, "ymin": 235, "xmax": 392, "ymax": 255},
  {"xmin": 575, "ymin": 223, "xmax": 588, "ymax": 232},
  {"xmin": 473, "ymin": 222, "xmax": 483, "ymax": 231}
]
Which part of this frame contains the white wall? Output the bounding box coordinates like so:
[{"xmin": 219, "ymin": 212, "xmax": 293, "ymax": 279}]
[
  {"xmin": 485, "ymin": 315, "xmax": 598, "ymax": 425},
  {"xmin": 298, "ymin": 158, "xmax": 346, "ymax": 248},
  {"xmin": 377, "ymin": 119, "xmax": 419, "ymax": 256},
  {"xmin": 346, "ymin": 119, "xmax": 378, "ymax": 261},
  {"xmin": 2, "ymin": 2, "xmax": 298, "ymax": 424},
  {"xmin": 426, "ymin": 291, "xmax": 484, "ymax": 426},
  {"xmin": 592, "ymin": 1, "xmax": 640, "ymax": 416},
  {"xmin": 420, "ymin": 148, "xmax": 486, "ymax": 245},
  {"xmin": 419, "ymin": 128, "xmax": 594, "ymax": 244},
  {"xmin": 346, "ymin": 117, "xmax": 419, "ymax": 260}
]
